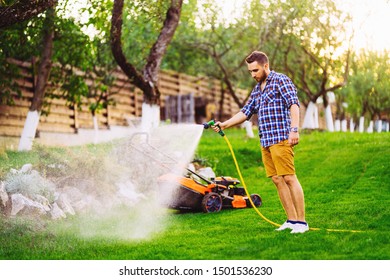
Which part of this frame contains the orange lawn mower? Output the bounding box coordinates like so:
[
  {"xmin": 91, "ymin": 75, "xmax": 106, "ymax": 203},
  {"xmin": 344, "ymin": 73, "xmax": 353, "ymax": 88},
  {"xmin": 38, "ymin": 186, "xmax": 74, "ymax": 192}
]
[
  {"xmin": 159, "ymin": 172, "xmax": 262, "ymax": 213},
  {"xmin": 127, "ymin": 132, "xmax": 262, "ymax": 213}
]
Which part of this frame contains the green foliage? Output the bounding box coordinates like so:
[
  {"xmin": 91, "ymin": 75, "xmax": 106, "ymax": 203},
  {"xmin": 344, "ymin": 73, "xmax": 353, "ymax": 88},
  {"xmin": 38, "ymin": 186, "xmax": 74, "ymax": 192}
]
[
  {"xmin": 116, "ymin": 0, "xmax": 171, "ymax": 69},
  {"xmin": 265, "ymin": 0, "xmax": 351, "ymax": 105},
  {"xmin": 52, "ymin": 18, "xmax": 94, "ymax": 70},
  {"xmin": 61, "ymin": 74, "xmax": 89, "ymax": 104},
  {"xmin": 0, "ymin": 130, "xmax": 389, "ymax": 260},
  {"xmin": 0, "ymin": 55, "xmax": 21, "ymax": 105},
  {"xmin": 0, "ymin": 0, "xmax": 17, "ymax": 6},
  {"xmin": 166, "ymin": 0, "xmax": 260, "ymax": 88},
  {"xmin": 338, "ymin": 50, "xmax": 390, "ymax": 121},
  {"xmin": 0, "ymin": 16, "xmax": 43, "ymax": 105}
]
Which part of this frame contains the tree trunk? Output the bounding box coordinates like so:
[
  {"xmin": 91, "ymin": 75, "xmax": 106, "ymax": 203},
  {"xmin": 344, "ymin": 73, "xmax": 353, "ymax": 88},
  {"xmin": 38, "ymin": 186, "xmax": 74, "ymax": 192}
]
[
  {"xmin": 111, "ymin": 0, "xmax": 183, "ymax": 104},
  {"xmin": 334, "ymin": 119, "xmax": 340, "ymax": 132},
  {"xmin": 302, "ymin": 101, "xmax": 319, "ymax": 129},
  {"xmin": 141, "ymin": 103, "xmax": 160, "ymax": 133},
  {"xmin": 367, "ymin": 120, "xmax": 374, "ymax": 133},
  {"xmin": 18, "ymin": 8, "xmax": 55, "ymax": 151},
  {"xmin": 341, "ymin": 119, "xmax": 347, "ymax": 132},
  {"xmin": 92, "ymin": 113, "xmax": 99, "ymax": 144},
  {"xmin": 376, "ymin": 120, "xmax": 382, "ymax": 133},
  {"xmin": 243, "ymin": 121, "xmax": 254, "ymax": 138},
  {"xmin": 18, "ymin": 111, "xmax": 41, "ymax": 151},
  {"xmin": 110, "ymin": 0, "xmax": 148, "ymax": 94},
  {"xmin": 111, "ymin": 0, "xmax": 183, "ymax": 132},
  {"xmin": 30, "ymin": 10, "xmax": 55, "ymax": 112},
  {"xmin": 144, "ymin": 0, "xmax": 183, "ymax": 103},
  {"xmin": 0, "ymin": 0, "xmax": 57, "ymax": 29},
  {"xmin": 324, "ymin": 105, "xmax": 334, "ymax": 132},
  {"xmin": 359, "ymin": 116, "xmax": 365, "ymax": 133},
  {"xmin": 349, "ymin": 118, "xmax": 355, "ymax": 132}
]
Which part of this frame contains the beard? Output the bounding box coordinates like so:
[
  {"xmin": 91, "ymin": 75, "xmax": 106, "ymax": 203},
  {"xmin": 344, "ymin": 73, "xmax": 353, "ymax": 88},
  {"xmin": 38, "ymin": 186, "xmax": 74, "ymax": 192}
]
[{"xmin": 255, "ymin": 69, "xmax": 267, "ymax": 83}]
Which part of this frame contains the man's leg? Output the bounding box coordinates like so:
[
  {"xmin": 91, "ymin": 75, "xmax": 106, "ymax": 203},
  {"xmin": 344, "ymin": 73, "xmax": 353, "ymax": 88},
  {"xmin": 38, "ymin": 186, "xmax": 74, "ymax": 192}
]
[
  {"xmin": 271, "ymin": 175, "xmax": 297, "ymax": 221},
  {"xmin": 283, "ymin": 174, "xmax": 308, "ymax": 233},
  {"xmin": 284, "ymin": 175, "xmax": 305, "ymax": 222},
  {"xmin": 261, "ymin": 143, "xmax": 307, "ymax": 232}
]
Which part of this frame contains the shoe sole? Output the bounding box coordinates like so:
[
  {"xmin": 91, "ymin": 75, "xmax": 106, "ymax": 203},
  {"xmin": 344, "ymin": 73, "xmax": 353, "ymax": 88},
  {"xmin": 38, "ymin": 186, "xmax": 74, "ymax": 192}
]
[{"xmin": 291, "ymin": 228, "xmax": 309, "ymax": 234}]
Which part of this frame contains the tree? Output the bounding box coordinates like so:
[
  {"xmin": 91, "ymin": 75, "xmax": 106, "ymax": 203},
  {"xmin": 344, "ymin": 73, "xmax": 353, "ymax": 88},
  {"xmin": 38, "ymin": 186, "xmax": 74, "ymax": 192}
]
[
  {"xmin": 1, "ymin": 1, "xmax": 111, "ymax": 149},
  {"xmin": 165, "ymin": 0, "xmax": 351, "ymax": 133},
  {"xmin": 18, "ymin": 7, "xmax": 56, "ymax": 151},
  {"xmin": 52, "ymin": 2, "xmax": 118, "ymax": 139},
  {"xmin": 338, "ymin": 50, "xmax": 390, "ymax": 132},
  {"xmin": 0, "ymin": 7, "xmax": 47, "ymax": 106},
  {"xmin": 110, "ymin": 0, "xmax": 183, "ymax": 131},
  {"xmin": 0, "ymin": 0, "xmax": 57, "ymax": 29},
  {"xmin": 271, "ymin": 0, "xmax": 352, "ymax": 131},
  {"xmin": 164, "ymin": 0, "xmax": 268, "ymax": 130},
  {"xmin": 180, "ymin": 0, "xmax": 252, "ymax": 109}
]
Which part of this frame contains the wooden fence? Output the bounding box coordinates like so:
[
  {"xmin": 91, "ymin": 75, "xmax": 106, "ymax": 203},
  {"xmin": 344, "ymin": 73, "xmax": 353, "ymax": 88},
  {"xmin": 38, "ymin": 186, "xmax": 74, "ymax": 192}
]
[{"xmin": 0, "ymin": 59, "xmax": 247, "ymax": 137}]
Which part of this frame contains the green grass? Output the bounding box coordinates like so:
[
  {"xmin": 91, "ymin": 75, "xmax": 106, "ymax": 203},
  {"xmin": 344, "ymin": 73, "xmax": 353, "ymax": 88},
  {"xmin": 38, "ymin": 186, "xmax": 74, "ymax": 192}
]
[{"xmin": 0, "ymin": 130, "xmax": 389, "ymax": 260}]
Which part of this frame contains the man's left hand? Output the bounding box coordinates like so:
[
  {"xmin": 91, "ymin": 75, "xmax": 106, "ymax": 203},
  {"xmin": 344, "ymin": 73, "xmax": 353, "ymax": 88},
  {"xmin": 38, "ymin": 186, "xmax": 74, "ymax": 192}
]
[{"xmin": 288, "ymin": 132, "xmax": 299, "ymax": 146}]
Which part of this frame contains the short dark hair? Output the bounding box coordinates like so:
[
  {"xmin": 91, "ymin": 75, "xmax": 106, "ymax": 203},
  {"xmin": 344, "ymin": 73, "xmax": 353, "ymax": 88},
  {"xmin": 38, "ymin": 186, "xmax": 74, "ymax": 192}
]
[{"xmin": 245, "ymin": 51, "xmax": 269, "ymax": 65}]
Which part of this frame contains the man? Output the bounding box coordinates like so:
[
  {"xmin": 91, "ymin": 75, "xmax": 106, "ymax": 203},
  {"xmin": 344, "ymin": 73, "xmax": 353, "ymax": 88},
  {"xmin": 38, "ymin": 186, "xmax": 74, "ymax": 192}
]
[{"xmin": 213, "ymin": 51, "xmax": 308, "ymax": 233}]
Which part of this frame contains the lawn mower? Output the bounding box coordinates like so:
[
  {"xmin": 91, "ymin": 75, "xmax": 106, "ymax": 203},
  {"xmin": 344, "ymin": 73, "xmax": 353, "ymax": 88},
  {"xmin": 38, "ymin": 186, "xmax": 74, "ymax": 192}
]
[
  {"xmin": 127, "ymin": 132, "xmax": 262, "ymax": 213},
  {"xmin": 158, "ymin": 171, "xmax": 262, "ymax": 213}
]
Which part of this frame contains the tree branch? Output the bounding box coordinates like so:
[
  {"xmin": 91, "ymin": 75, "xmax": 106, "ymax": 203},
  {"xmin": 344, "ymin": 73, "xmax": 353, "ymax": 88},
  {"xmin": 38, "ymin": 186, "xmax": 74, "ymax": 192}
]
[
  {"xmin": 325, "ymin": 45, "xmax": 351, "ymax": 92},
  {"xmin": 144, "ymin": 0, "xmax": 183, "ymax": 87},
  {"xmin": 214, "ymin": 54, "xmax": 243, "ymax": 107},
  {"xmin": 0, "ymin": 0, "xmax": 57, "ymax": 29},
  {"xmin": 110, "ymin": 0, "xmax": 149, "ymax": 95},
  {"xmin": 301, "ymin": 45, "xmax": 324, "ymax": 71},
  {"xmin": 30, "ymin": 7, "xmax": 56, "ymax": 112}
]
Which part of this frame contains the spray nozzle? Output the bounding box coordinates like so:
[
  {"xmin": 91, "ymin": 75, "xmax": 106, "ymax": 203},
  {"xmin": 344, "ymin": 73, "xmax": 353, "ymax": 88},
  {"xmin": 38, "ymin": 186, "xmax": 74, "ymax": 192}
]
[
  {"xmin": 203, "ymin": 120, "xmax": 215, "ymax": 129},
  {"xmin": 203, "ymin": 120, "xmax": 225, "ymax": 136}
]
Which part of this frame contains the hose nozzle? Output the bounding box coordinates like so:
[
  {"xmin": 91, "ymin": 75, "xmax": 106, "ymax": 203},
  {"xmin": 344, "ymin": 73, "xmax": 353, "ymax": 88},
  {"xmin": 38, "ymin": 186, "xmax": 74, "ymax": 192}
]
[
  {"xmin": 203, "ymin": 120, "xmax": 214, "ymax": 129},
  {"xmin": 203, "ymin": 120, "xmax": 225, "ymax": 136}
]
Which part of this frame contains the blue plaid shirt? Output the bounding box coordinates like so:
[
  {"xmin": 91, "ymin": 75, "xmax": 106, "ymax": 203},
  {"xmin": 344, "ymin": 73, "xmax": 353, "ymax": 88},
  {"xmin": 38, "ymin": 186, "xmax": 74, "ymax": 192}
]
[{"xmin": 241, "ymin": 71, "xmax": 299, "ymax": 148}]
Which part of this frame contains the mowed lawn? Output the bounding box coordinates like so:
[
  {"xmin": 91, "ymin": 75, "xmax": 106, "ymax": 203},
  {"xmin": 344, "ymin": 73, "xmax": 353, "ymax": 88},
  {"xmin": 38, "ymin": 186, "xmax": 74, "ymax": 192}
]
[{"xmin": 0, "ymin": 130, "xmax": 389, "ymax": 260}]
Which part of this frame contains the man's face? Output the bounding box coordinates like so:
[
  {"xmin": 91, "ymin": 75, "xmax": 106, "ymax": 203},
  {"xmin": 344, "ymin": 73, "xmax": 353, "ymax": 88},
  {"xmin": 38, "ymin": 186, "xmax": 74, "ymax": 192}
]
[{"xmin": 247, "ymin": 61, "xmax": 268, "ymax": 83}]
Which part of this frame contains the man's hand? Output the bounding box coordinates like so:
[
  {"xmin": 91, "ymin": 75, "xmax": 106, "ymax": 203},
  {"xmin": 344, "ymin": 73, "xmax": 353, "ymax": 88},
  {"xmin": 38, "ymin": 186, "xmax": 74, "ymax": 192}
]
[
  {"xmin": 288, "ymin": 131, "xmax": 299, "ymax": 146},
  {"xmin": 211, "ymin": 121, "xmax": 224, "ymax": 133}
]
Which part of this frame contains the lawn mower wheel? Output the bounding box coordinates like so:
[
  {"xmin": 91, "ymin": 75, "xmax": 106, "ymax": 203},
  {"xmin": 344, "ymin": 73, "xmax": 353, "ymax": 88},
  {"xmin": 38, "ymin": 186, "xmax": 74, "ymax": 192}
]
[
  {"xmin": 202, "ymin": 192, "xmax": 223, "ymax": 213},
  {"xmin": 247, "ymin": 194, "xmax": 262, "ymax": 208}
]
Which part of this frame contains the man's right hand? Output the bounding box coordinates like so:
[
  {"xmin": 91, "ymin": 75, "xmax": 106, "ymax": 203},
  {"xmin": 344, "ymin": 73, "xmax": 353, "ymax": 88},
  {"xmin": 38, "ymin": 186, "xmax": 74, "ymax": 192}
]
[
  {"xmin": 211, "ymin": 121, "xmax": 223, "ymax": 133},
  {"xmin": 210, "ymin": 111, "xmax": 247, "ymax": 133}
]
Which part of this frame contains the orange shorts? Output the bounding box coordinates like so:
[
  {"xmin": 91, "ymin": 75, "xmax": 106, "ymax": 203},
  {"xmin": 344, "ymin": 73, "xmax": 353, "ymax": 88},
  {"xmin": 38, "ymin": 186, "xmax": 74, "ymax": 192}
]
[{"xmin": 261, "ymin": 140, "xmax": 295, "ymax": 177}]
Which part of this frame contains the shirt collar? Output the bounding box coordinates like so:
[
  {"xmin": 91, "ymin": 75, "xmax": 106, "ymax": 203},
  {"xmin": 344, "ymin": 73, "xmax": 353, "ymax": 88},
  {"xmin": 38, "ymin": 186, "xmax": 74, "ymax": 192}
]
[{"xmin": 266, "ymin": 70, "xmax": 275, "ymax": 82}]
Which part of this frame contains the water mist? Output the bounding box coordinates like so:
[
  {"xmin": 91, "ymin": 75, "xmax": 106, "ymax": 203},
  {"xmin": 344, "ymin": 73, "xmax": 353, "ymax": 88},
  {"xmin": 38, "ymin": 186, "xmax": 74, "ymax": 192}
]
[{"xmin": 73, "ymin": 124, "xmax": 204, "ymax": 241}]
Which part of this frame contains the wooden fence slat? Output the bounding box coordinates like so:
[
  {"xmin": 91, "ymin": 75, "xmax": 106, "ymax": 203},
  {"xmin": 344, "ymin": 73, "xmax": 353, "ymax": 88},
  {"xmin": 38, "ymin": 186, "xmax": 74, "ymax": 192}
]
[
  {"xmin": 0, "ymin": 118, "xmax": 25, "ymax": 127},
  {"xmin": 0, "ymin": 125, "xmax": 23, "ymax": 136},
  {"xmin": 37, "ymin": 122, "xmax": 76, "ymax": 134}
]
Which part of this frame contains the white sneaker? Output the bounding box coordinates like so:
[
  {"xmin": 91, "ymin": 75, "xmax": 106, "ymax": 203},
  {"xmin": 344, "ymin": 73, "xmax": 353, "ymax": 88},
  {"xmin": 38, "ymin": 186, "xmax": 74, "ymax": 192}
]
[
  {"xmin": 275, "ymin": 221, "xmax": 295, "ymax": 231},
  {"xmin": 290, "ymin": 223, "xmax": 309, "ymax": 233}
]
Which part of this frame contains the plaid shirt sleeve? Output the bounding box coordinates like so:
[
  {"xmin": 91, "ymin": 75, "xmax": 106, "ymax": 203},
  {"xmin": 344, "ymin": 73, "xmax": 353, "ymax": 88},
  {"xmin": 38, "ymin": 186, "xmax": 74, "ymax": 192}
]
[
  {"xmin": 241, "ymin": 84, "xmax": 261, "ymax": 119},
  {"xmin": 279, "ymin": 75, "xmax": 299, "ymax": 108}
]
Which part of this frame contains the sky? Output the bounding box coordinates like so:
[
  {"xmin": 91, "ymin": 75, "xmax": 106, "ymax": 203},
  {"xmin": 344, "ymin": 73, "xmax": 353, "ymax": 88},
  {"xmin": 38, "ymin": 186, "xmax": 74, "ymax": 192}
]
[{"xmin": 332, "ymin": 0, "xmax": 390, "ymax": 51}]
